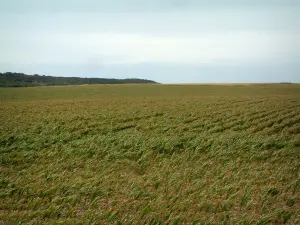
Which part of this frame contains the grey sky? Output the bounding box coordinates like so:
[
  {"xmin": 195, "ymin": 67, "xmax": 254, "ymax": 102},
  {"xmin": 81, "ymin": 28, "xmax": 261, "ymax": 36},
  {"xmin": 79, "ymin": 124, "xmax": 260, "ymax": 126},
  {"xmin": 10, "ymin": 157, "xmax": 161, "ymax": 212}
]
[
  {"xmin": 0, "ymin": 0, "xmax": 299, "ymax": 83},
  {"xmin": 1, "ymin": 0, "xmax": 300, "ymax": 12}
]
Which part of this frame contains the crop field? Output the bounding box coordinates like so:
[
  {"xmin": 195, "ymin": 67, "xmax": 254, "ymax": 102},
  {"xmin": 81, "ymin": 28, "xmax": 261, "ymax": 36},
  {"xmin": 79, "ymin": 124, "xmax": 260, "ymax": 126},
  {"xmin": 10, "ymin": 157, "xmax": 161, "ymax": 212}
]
[{"xmin": 0, "ymin": 84, "xmax": 300, "ymax": 224}]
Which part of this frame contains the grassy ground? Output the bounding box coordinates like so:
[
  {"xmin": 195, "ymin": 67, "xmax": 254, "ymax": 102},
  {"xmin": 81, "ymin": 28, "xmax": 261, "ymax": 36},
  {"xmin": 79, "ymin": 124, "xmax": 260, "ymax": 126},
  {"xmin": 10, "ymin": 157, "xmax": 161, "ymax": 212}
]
[{"xmin": 1, "ymin": 84, "xmax": 300, "ymax": 224}]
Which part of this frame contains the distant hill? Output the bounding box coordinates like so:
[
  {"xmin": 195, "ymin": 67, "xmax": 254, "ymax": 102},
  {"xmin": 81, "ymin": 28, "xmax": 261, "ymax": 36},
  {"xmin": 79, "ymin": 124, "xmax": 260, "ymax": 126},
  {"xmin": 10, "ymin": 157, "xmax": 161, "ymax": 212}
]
[{"xmin": 0, "ymin": 72, "xmax": 157, "ymax": 87}]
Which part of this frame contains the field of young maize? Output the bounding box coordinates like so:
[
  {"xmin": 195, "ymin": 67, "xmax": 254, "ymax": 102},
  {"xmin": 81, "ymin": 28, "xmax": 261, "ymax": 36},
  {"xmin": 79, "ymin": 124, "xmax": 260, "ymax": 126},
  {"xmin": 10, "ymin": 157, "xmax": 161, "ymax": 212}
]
[{"xmin": 0, "ymin": 84, "xmax": 300, "ymax": 224}]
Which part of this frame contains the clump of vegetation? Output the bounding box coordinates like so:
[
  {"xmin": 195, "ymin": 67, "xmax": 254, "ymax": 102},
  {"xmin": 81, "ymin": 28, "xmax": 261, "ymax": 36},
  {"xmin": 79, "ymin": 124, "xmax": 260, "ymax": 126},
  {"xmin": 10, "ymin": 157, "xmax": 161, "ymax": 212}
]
[{"xmin": 0, "ymin": 84, "xmax": 299, "ymax": 224}]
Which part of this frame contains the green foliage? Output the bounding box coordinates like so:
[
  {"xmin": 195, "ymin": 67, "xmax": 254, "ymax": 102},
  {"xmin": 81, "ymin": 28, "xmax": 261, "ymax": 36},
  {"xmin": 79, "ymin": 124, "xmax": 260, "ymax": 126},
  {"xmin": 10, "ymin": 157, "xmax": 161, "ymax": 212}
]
[
  {"xmin": 0, "ymin": 72, "xmax": 157, "ymax": 87},
  {"xmin": 0, "ymin": 84, "xmax": 300, "ymax": 224}
]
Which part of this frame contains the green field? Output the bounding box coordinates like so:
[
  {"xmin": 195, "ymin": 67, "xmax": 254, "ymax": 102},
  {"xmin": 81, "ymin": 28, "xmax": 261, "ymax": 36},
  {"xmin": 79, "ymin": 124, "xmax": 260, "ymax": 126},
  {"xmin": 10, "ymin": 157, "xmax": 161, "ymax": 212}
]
[{"xmin": 1, "ymin": 84, "xmax": 300, "ymax": 224}]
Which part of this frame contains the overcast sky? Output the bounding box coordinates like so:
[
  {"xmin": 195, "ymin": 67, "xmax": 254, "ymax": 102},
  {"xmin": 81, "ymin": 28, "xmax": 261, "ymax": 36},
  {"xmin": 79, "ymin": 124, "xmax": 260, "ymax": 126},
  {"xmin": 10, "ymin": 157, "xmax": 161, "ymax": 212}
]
[{"xmin": 0, "ymin": 0, "xmax": 299, "ymax": 83}]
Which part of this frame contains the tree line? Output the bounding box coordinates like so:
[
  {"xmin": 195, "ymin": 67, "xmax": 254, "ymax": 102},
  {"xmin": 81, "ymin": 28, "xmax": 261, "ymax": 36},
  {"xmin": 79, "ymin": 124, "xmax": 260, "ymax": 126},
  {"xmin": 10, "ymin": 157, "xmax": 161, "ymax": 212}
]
[{"xmin": 0, "ymin": 72, "xmax": 157, "ymax": 87}]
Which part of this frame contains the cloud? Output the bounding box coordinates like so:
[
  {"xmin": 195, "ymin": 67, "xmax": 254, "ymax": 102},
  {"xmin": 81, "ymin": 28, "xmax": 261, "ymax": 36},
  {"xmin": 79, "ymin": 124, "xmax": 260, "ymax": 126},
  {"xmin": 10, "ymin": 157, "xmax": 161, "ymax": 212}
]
[
  {"xmin": 1, "ymin": 31, "xmax": 298, "ymax": 66},
  {"xmin": 1, "ymin": 0, "xmax": 300, "ymax": 13}
]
